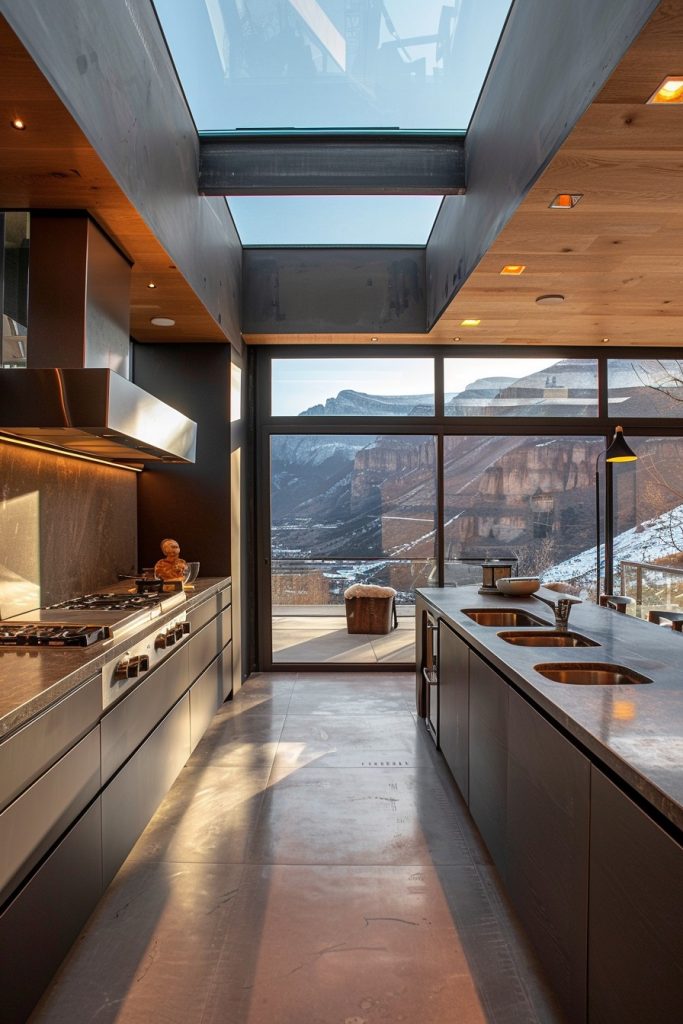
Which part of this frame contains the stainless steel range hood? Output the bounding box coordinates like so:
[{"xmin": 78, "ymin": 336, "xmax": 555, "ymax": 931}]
[
  {"xmin": 0, "ymin": 214, "xmax": 197, "ymax": 464},
  {"xmin": 0, "ymin": 368, "xmax": 197, "ymax": 462}
]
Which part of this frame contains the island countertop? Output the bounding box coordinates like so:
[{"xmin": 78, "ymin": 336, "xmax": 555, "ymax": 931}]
[
  {"xmin": 417, "ymin": 586, "xmax": 683, "ymax": 833},
  {"xmin": 0, "ymin": 577, "xmax": 231, "ymax": 740}
]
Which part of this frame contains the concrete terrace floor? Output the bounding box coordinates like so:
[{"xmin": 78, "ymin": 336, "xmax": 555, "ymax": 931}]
[
  {"xmin": 32, "ymin": 672, "xmax": 564, "ymax": 1024},
  {"xmin": 272, "ymin": 610, "xmax": 416, "ymax": 663}
]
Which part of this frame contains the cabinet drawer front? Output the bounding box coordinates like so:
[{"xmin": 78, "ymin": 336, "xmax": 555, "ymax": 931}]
[
  {"xmin": 0, "ymin": 799, "xmax": 102, "ymax": 1024},
  {"xmin": 0, "ymin": 727, "xmax": 100, "ymax": 903},
  {"xmin": 101, "ymin": 695, "xmax": 190, "ymax": 885},
  {"xmin": 190, "ymin": 653, "xmax": 220, "ymax": 752},
  {"xmin": 188, "ymin": 606, "xmax": 232, "ymax": 683},
  {"xmin": 188, "ymin": 586, "xmax": 231, "ymax": 633},
  {"xmin": 0, "ymin": 674, "xmax": 101, "ymax": 813},
  {"xmin": 468, "ymin": 653, "xmax": 508, "ymax": 876},
  {"xmin": 101, "ymin": 645, "xmax": 190, "ymax": 783}
]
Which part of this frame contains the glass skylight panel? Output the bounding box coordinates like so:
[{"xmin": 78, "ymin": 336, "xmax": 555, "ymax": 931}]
[
  {"xmin": 228, "ymin": 195, "xmax": 442, "ymax": 245},
  {"xmin": 153, "ymin": 0, "xmax": 513, "ymax": 132}
]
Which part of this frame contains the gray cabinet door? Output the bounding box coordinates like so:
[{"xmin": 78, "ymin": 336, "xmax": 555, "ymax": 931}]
[
  {"xmin": 507, "ymin": 689, "xmax": 590, "ymax": 1024},
  {"xmin": 438, "ymin": 621, "xmax": 469, "ymax": 801},
  {"xmin": 588, "ymin": 768, "xmax": 683, "ymax": 1024},
  {"xmin": 468, "ymin": 651, "xmax": 508, "ymax": 877}
]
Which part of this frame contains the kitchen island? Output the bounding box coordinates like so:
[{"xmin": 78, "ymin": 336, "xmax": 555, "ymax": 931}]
[
  {"xmin": 416, "ymin": 585, "xmax": 682, "ymax": 1024},
  {"xmin": 0, "ymin": 577, "xmax": 232, "ymax": 1023}
]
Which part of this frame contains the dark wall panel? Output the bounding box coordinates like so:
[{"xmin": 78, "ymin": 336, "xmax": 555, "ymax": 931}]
[
  {"xmin": 425, "ymin": 0, "xmax": 660, "ymax": 326},
  {"xmin": 0, "ymin": 440, "xmax": 137, "ymax": 616},
  {"xmin": 243, "ymin": 248, "xmax": 426, "ymax": 334},
  {"xmin": 134, "ymin": 343, "xmax": 231, "ymax": 576},
  {"xmin": 1, "ymin": 0, "xmax": 242, "ymax": 347}
]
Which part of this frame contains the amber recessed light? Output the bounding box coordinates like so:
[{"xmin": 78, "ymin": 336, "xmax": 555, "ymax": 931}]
[
  {"xmin": 150, "ymin": 316, "xmax": 175, "ymax": 327},
  {"xmin": 11, "ymin": 117, "xmax": 26, "ymax": 130},
  {"xmin": 500, "ymin": 264, "xmax": 526, "ymax": 276},
  {"xmin": 460, "ymin": 319, "xmax": 481, "ymax": 327},
  {"xmin": 370, "ymin": 336, "xmax": 379, "ymax": 342},
  {"xmin": 648, "ymin": 76, "xmax": 683, "ymax": 104},
  {"xmin": 535, "ymin": 294, "xmax": 565, "ymax": 305},
  {"xmin": 147, "ymin": 281, "xmax": 157, "ymax": 289},
  {"xmin": 549, "ymin": 193, "xmax": 582, "ymax": 209}
]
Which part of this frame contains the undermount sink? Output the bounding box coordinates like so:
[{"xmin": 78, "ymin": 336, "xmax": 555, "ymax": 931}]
[
  {"xmin": 463, "ymin": 608, "xmax": 547, "ymax": 627},
  {"xmin": 498, "ymin": 630, "xmax": 599, "ymax": 648},
  {"xmin": 534, "ymin": 662, "xmax": 652, "ymax": 685}
]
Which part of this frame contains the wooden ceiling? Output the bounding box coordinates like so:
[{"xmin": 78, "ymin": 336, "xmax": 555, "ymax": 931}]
[
  {"xmin": 2, "ymin": 4, "xmax": 682, "ymax": 351},
  {"xmin": 246, "ymin": 0, "xmax": 683, "ymax": 348},
  {"xmin": 0, "ymin": 18, "xmax": 226, "ymax": 344}
]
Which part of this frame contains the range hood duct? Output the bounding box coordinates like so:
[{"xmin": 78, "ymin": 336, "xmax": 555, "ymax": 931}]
[{"xmin": 0, "ymin": 214, "xmax": 197, "ymax": 463}]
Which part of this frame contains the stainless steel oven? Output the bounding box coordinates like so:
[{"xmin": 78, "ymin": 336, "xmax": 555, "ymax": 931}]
[{"xmin": 423, "ymin": 611, "xmax": 439, "ymax": 745}]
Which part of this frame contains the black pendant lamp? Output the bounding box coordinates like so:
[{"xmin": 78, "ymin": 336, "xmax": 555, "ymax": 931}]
[{"xmin": 595, "ymin": 426, "xmax": 638, "ymax": 603}]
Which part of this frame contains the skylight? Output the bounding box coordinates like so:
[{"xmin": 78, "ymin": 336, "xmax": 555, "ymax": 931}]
[
  {"xmin": 228, "ymin": 195, "xmax": 443, "ymax": 245},
  {"xmin": 153, "ymin": 0, "xmax": 513, "ymax": 133}
]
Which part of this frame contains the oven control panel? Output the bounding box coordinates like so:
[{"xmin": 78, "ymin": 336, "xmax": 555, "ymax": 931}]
[{"xmin": 103, "ymin": 612, "xmax": 189, "ymax": 708}]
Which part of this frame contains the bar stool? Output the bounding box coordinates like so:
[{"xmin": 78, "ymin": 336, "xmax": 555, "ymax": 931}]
[
  {"xmin": 599, "ymin": 594, "xmax": 632, "ymax": 613},
  {"xmin": 647, "ymin": 609, "xmax": 683, "ymax": 632}
]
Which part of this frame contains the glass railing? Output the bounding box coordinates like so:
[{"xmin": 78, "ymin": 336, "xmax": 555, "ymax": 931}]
[
  {"xmin": 620, "ymin": 559, "xmax": 683, "ymax": 618},
  {"xmin": 271, "ymin": 556, "xmax": 436, "ymax": 613}
]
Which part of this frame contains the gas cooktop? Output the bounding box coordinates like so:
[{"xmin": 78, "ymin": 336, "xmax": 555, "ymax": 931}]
[
  {"xmin": 0, "ymin": 623, "xmax": 110, "ymax": 647},
  {"xmin": 49, "ymin": 592, "xmax": 168, "ymax": 612}
]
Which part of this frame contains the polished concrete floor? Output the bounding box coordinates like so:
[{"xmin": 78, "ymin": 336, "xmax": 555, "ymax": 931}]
[
  {"xmin": 272, "ymin": 615, "xmax": 415, "ymax": 663},
  {"xmin": 32, "ymin": 673, "xmax": 563, "ymax": 1024}
]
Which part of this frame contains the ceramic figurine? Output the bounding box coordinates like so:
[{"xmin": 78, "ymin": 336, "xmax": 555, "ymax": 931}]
[{"xmin": 154, "ymin": 538, "xmax": 188, "ymax": 581}]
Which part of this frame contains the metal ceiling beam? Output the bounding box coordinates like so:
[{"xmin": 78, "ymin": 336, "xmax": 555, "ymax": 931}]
[{"xmin": 199, "ymin": 134, "xmax": 466, "ymax": 196}]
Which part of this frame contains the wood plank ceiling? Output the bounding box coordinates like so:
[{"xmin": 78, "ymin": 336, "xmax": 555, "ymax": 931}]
[
  {"xmin": 245, "ymin": 0, "xmax": 683, "ymax": 348},
  {"xmin": 0, "ymin": 17, "xmax": 227, "ymax": 344}
]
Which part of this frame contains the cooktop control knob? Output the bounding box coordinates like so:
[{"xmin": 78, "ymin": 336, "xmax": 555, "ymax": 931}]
[{"xmin": 114, "ymin": 654, "xmax": 148, "ymax": 679}]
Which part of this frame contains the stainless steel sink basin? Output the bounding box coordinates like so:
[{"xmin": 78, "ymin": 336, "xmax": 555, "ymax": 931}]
[
  {"xmin": 534, "ymin": 662, "xmax": 652, "ymax": 685},
  {"xmin": 499, "ymin": 630, "xmax": 599, "ymax": 648},
  {"xmin": 463, "ymin": 608, "xmax": 547, "ymax": 627}
]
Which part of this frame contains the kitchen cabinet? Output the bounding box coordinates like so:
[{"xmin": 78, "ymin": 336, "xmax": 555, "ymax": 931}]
[
  {"xmin": 468, "ymin": 650, "xmax": 509, "ymax": 877},
  {"xmin": 588, "ymin": 768, "xmax": 683, "ymax": 1024},
  {"xmin": 507, "ymin": 689, "xmax": 590, "ymax": 1024},
  {"xmin": 190, "ymin": 642, "xmax": 231, "ymax": 750},
  {"xmin": 438, "ymin": 621, "xmax": 469, "ymax": 801},
  {"xmin": 0, "ymin": 799, "xmax": 103, "ymax": 1024}
]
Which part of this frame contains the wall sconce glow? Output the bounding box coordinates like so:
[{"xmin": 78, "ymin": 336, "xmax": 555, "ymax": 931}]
[
  {"xmin": 549, "ymin": 193, "xmax": 583, "ymax": 209},
  {"xmin": 230, "ymin": 363, "xmax": 242, "ymax": 423},
  {"xmin": 11, "ymin": 118, "xmax": 26, "ymax": 130},
  {"xmin": 500, "ymin": 265, "xmax": 526, "ymax": 276},
  {"xmin": 150, "ymin": 317, "xmax": 175, "ymax": 326},
  {"xmin": 460, "ymin": 319, "xmax": 481, "ymax": 327},
  {"xmin": 648, "ymin": 76, "xmax": 683, "ymax": 103}
]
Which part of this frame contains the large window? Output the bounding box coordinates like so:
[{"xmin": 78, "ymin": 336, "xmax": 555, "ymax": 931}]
[
  {"xmin": 444, "ymin": 357, "xmax": 598, "ymax": 417},
  {"xmin": 271, "ymin": 357, "xmax": 435, "ymax": 416},
  {"xmin": 608, "ymin": 359, "xmax": 683, "ymax": 418},
  {"xmin": 270, "ymin": 432, "xmax": 437, "ymax": 609},
  {"xmin": 258, "ymin": 349, "xmax": 683, "ymax": 667},
  {"xmin": 444, "ymin": 435, "xmax": 602, "ymax": 591}
]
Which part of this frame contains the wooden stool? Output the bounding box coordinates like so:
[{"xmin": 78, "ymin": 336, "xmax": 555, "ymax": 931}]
[
  {"xmin": 599, "ymin": 594, "xmax": 632, "ymax": 613},
  {"xmin": 647, "ymin": 610, "xmax": 683, "ymax": 632}
]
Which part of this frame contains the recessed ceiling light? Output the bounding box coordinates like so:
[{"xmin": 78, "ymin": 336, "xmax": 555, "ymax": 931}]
[
  {"xmin": 549, "ymin": 193, "xmax": 583, "ymax": 209},
  {"xmin": 500, "ymin": 264, "xmax": 526, "ymax": 276},
  {"xmin": 460, "ymin": 319, "xmax": 481, "ymax": 327},
  {"xmin": 11, "ymin": 118, "xmax": 26, "ymax": 130},
  {"xmin": 602, "ymin": 337, "xmax": 610, "ymax": 343},
  {"xmin": 150, "ymin": 316, "xmax": 175, "ymax": 327},
  {"xmin": 147, "ymin": 281, "xmax": 157, "ymax": 289},
  {"xmin": 648, "ymin": 76, "xmax": 683, "ymax": 104},
  {"xmin": 535, "ymin": 294, "xmax": 565, "ymax": 305},
  {"xmin": 370, "ymin": 336, "xmax": 379, "ymax": 342},
  {"xmin": 452, "ymin": 336, "xmax": 461, "ymax": 342}
]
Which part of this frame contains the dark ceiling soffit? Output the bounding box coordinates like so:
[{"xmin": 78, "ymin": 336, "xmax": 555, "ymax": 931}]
[
  {"xmin": 199, "ymin": 134, "xmax": 466, "ymax": 196},
  {"xmin": 243, "ymin": 247, "xmax": 426, "ymax": 334},
  {"xmin": 424, "ymin": 0, "xmax": 661, "ymax": 329}
]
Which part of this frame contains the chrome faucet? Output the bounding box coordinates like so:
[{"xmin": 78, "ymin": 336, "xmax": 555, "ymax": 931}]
[{"xmin": 535, "ymin": 595, "xmax": 580, "ymax": 631}]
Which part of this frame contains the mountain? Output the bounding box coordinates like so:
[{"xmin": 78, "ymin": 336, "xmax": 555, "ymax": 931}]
[{"xmin": 301, "ymin": 389, "xmax": 434, "ymax": 417}]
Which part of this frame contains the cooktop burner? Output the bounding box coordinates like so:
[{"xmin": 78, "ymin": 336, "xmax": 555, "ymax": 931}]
[
  {"xmin": 0, "ymin": 623, "xmax": 111, "ymax": 647},
  {"xmin": 49, "ymin": 592, "xmax": 165, "ymax": 612}
]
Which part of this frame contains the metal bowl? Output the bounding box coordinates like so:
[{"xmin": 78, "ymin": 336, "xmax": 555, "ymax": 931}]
[{"xmin": 495, "ymin": 576, "xmax": 540, "ymax": 596}]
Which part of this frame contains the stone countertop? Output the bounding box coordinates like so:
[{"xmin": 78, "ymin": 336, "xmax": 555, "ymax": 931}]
[
  {"xmin": 417, "ymin": 585, "xmax": 683, "ymax": 833},
  {"xmin": 0, "ymin": 578, "xmax": 231, "ymax": 741}
]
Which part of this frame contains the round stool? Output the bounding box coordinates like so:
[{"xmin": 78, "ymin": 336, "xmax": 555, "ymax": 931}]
[{"xmin": 647, "ymin": 610, "xmax": 683, "ymax": 632}]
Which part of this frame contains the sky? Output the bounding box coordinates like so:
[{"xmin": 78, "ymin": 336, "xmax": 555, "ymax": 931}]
[{"xmin": 271, "ymin": 356, "xmax": 561, "ymax": 416}]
